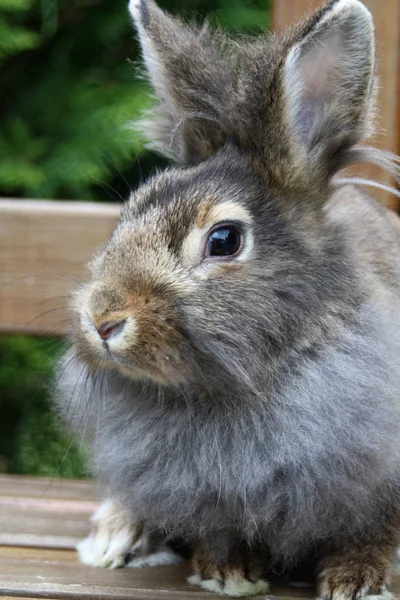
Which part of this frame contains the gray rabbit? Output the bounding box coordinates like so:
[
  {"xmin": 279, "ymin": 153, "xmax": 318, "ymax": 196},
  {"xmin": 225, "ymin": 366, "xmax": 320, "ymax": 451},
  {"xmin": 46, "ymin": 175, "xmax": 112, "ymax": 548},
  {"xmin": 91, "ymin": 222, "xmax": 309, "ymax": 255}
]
[{"xmin": 54, "ymin": 0, "xmax": 400, "ymax": 597}]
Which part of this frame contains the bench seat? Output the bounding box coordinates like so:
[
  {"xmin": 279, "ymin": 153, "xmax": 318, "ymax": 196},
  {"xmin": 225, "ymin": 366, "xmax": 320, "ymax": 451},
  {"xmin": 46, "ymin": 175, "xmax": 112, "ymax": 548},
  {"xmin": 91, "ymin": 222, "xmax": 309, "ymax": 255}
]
[{"xmin": 0, "ymin": 475, "xmax": 399, "ymax": 599}]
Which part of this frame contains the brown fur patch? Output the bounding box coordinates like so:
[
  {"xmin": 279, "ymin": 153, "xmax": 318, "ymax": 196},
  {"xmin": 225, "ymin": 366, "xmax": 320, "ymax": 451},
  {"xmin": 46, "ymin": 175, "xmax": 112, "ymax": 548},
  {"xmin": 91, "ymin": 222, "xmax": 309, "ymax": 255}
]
[
  {"xmin": 195, "ymin": 197, "xmax": 215, "ymax": 229},
  {"xmin": 317, "ymin": 544, "xmax": 396, "ymax": 599},
  {"xmin": 192, "ymin": 541, "xmax": 264, "ymax": 584},
  {"xmin": 211, "ymin": 262, "xmax": 249, "ymax": 278},
  {"xmin": 92, "ymin": 312, "xmax": 130, "ymax": 331}
]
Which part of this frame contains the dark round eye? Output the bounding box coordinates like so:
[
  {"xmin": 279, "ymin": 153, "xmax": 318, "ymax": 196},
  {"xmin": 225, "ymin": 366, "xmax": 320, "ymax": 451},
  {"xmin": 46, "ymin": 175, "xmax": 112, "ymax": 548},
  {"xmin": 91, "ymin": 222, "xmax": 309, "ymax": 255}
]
[{"xmin": 205, "ymin": 225, "xmax": 242, "ymax": 258}]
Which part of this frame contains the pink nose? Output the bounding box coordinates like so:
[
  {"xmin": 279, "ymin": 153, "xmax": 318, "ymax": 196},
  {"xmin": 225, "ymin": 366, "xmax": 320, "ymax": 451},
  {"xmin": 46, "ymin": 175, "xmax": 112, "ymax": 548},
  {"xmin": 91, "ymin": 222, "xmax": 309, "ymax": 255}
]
[{"xmin": 97, "ymin": 319, "xmax": 126, "ymax": 341}]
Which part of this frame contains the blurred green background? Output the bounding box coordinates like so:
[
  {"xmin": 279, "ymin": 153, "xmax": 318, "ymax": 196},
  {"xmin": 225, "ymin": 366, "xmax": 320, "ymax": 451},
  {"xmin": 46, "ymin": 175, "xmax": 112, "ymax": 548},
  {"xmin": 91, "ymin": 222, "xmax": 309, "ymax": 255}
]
[{"xmin": 0, "ymin": 0, "xmax": 271, "ymax": 477}]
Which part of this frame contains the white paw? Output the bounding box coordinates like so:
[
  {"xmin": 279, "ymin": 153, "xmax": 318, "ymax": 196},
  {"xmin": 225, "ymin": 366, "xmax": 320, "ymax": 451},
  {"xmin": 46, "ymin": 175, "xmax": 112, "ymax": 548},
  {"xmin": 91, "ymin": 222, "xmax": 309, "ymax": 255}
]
[
  {"xmin": 188, "ymin": 573, "xmax": 269, "ymax": 597},
  {"xmin": 77, "ymin": 499, "xmax": 142, "ymax": 569},
  {"xmin": 127, "ymin": 547, "xmax": 182, "ymax": 568}
]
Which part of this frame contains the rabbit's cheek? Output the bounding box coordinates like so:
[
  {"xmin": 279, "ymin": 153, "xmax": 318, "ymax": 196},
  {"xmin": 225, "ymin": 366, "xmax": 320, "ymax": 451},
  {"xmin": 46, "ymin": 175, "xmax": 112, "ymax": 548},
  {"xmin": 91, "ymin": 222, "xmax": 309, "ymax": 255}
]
[{"xmin": 125, "ymin": 326, "xmax": 189, "ymax": 384}]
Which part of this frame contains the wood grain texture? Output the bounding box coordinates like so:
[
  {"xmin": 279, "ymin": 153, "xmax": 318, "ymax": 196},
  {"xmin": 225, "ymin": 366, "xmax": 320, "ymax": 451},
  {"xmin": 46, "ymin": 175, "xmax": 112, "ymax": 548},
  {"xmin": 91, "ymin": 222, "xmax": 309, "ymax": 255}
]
[
  {"xmin": 0, "ymin": 476, "xmax": 399, "ymax": 599},
  {"xmin": 0, "ymin": 474, "xmax": 95, "ymax": 499},
  {"xmin": 0, "ymin": 546, "xmax": 397, "ymax": 600},
  {"xmin": 0, "ymin": 546, "xmax": 315, "ymax": 600},
  {"xmin": 0, "ymin": 199, "xmax": 120, "ymax": 336},
  {"xmin": 273, "ymin": 0, "xmax": 400, "ymax": 209},
  {"xmin": 0, "ymin": 475, "xmax": 95, "ymax": 548}
]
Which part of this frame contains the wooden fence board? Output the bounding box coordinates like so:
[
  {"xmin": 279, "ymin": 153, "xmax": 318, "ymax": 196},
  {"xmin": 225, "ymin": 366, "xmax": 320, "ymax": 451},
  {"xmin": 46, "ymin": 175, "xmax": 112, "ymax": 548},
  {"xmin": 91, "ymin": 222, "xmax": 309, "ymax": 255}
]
[
  {"xmin": 273, "ymin": 0, "xmax": 400, "ymax": 210},
  {"xmin": 0, "ymin": 199, "xmax": 119, "ymax": 336}
]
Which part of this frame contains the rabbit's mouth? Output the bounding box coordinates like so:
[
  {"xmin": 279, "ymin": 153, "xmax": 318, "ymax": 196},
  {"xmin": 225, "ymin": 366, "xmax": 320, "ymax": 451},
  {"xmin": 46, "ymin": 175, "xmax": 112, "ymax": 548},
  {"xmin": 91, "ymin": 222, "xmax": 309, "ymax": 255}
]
[{"xmin": 72, "ymin": 300, "xmax": 191, "ymax": 385}]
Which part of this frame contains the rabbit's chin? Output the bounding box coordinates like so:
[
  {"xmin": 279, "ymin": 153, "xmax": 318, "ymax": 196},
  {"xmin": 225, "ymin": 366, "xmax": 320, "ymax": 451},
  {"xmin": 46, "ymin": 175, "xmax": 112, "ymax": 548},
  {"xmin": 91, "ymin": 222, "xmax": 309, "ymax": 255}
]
[
  {"xmin": 74, "ymin": 331, "xmax": 189, "ymax": 386},
  {"xmin": 116, "ymin": 362, "xmax": 186, "ymax": 386},
  {"xmin": 79, "ymin": 346, "xmax": 188, "ymax": 386}
]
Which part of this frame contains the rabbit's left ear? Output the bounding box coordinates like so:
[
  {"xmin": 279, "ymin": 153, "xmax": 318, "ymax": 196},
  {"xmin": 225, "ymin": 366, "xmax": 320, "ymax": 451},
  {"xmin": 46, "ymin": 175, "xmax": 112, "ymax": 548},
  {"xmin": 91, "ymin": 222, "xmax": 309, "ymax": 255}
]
[
  {"xmin": 129, "ymin": 0, "xmax": 232, "ymax": 164},
  {"xmin": 282, "ymin": 0, "xmax": 376, "ymax": 180}
]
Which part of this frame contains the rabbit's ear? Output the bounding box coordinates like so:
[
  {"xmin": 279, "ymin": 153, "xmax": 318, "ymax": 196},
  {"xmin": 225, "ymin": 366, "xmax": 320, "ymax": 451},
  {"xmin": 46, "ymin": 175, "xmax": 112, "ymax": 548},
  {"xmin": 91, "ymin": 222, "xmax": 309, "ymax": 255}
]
[
  {"xmin": 282, "ymin": 0, "xmax": 375, "ymax": 182},
  {"xmin": 129, "ymin": 0, "xmax": 232, "ymax": 164}
]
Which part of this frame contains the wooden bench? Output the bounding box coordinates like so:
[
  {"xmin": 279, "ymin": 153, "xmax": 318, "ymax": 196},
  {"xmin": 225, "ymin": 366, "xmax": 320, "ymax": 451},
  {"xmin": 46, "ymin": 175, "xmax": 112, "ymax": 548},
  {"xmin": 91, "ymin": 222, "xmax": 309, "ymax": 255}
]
[
  {"xmin": 0, "ymin": 478, "xmax": 399, "ymax": 599},
  {"xmin": 1, "ymin": 1, "xmax": 400, "ymax": 598}
]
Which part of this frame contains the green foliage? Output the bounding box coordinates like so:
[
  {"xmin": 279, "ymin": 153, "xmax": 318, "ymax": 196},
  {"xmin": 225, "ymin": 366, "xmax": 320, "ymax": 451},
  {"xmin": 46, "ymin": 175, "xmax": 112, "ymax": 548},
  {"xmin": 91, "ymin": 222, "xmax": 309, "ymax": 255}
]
[
  {"xmin": 0, "ymin": 0, "xmax": 270, "ymax": 201},
  {"xmin": 0, "ymin": 0, "xmax": 40, "ymax": 61},
  {"xmin": 0, "ymin": 0, "xmax": 270, "ymax": 476},
  {"xmin": 0, "ymin": 0, "xmax": 150, "ymax": 199},
  {"xmin": 0, "ymin": 335, "xmax": 87, "ymax": 476}
]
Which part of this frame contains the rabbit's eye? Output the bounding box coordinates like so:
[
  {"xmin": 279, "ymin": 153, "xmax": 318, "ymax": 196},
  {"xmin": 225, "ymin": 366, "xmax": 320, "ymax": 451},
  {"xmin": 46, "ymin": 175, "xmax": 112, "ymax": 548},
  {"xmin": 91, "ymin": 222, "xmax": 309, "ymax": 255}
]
[{"xmin": 205, "ymin": 224, "xmax": 242, "ymax": 258}]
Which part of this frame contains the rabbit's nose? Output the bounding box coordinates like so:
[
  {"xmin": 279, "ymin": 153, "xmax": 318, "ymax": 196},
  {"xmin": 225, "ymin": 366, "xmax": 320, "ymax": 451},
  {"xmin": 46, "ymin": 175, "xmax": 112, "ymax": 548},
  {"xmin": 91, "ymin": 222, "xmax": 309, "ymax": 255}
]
[{"xmin": 97, "ymin": 319, "xmax": 126, "ymax": 341}]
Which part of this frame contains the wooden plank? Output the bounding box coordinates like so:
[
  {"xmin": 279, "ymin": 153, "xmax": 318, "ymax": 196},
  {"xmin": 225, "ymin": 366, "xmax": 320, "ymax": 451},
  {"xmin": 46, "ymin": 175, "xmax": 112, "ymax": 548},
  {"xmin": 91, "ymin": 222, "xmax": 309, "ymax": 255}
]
[
  {"xmin": 0, "ymin": 476, "xmax": 398, "ymax": 599},
  {"xmin": 0, "ymin": 546, "xmax": 398, "ymax": 600},
  {"xmin": 0, "ymin": 475, "xmax": 95, "ymax": 500},
  {"xmin": 0, "ymin": 199, "xmax": 120, "ymax": 336},
  {"xmin": 0, "ymin": 547, "xmax": 200, "ymax": 600},
  {"xmin": 0, "ymin": 499, "xmax": 92, "ymax": 548},
  {"xmin": 0, "ymin": 547, "xmax": 314, "ymax": 600},
  {"xmin": 0, "ymin": 476, "xmax": 96, "ymax": 548},
  {"xmin": 273, "ymin": 0, "xmax": 400, "ymax": 210}
]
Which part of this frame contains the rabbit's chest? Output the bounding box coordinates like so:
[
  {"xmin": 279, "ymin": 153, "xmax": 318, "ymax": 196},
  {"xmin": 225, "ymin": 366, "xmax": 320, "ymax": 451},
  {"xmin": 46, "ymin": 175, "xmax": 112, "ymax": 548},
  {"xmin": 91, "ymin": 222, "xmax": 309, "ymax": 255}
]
[
  {"xmin": 98, "ymin": 414, "xmax": 318, "ymax": 539},
  {"xmin": 96, "ymin": 337, "xmax": 400, "ymax": 543}
]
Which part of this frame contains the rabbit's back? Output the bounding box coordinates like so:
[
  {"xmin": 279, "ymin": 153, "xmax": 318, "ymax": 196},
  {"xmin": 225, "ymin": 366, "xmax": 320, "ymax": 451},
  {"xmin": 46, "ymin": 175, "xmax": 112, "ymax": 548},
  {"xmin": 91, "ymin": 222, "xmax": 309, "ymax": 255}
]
[{"xmin": 325, "ymin": 185, "xmax": 400, "ymax": 296}]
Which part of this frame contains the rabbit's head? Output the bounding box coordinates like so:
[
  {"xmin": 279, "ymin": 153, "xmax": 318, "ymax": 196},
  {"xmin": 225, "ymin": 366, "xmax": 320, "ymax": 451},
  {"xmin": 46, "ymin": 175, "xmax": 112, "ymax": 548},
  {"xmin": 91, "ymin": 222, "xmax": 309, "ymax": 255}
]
[{"xmin": 70, "ymin": 0, "xmax": 376, "ymax": 389}]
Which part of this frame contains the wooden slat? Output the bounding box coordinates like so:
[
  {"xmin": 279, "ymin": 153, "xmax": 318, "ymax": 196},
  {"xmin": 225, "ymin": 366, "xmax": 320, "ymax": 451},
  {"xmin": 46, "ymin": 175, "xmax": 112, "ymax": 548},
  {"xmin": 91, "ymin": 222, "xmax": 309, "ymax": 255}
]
[
  {"xmin": 0, "ymin": 474, "xmax": 95, "ymax": 499},
  {"xmin": 0, "ymin": 476, "xmax": 399, "ymax": 599},
  {"xmin": 0, "ymin": 544, "xmax": 398, "ymax": 600},
  {"xmin": 0, "ymin": 475, "xmax": 95, "ymax": 548},
  {"xmin": 0, "ymin": 547, "xmax": 200, "ymax": 600},
  {"xmin": 0, "ymin": 547, "xmax": 317, "ymax": 600},
  {"xmin": 273, "ymin": 0, "xmax": 400, "ymax": 210},
  {"xmin": 0, "ymin": 199, "xmax": 120, "ymax": 336}
]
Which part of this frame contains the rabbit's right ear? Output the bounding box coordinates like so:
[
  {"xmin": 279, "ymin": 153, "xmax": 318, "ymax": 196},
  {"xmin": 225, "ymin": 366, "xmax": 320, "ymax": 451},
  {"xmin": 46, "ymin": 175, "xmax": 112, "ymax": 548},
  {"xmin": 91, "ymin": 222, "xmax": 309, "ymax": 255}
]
[
  {"xmin": 129, "ymin": 0, "xmax": 233, "ymax": 164},
  {"xmin": 280, "ymin": 0, "xmax": 376, "ymax": 187}
]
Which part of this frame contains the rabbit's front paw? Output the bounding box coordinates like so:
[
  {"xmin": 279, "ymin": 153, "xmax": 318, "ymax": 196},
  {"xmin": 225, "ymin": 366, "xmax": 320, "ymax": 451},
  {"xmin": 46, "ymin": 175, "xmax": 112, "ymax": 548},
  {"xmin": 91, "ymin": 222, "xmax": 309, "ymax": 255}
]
[
  {"xmin": 78, "ymin": 499, "xmax": 143, "ymax": 568},
  {"xmin": 188, "ymin": 572, "xmax": 268, "ymax": 598},
  {"xmin": 317, "ymin": 546, "xmax": 394, "ymax": 600},
  {"xmin": 189, "ymin": 545, "xmax": 268, "ymax": 598}
]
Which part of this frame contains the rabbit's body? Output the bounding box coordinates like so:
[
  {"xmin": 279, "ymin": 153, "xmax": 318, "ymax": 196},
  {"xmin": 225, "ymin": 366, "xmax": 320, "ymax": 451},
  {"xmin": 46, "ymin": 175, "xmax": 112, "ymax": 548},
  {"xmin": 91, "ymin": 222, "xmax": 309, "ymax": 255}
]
[
  {"xmin": 64, "ymin": 284, "xmax": 400, "ymax": 558},
  {"xmin": 55, "ymin": 0, "xmax": 400, "ymax": 597}
]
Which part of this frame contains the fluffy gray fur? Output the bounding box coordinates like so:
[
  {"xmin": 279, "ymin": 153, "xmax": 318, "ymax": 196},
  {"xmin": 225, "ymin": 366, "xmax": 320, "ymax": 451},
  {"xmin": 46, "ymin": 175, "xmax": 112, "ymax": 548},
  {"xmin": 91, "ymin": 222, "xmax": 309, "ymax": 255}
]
[{"xmin": 57, "ymin": 295, "xmax": 400, "ymax": 561}]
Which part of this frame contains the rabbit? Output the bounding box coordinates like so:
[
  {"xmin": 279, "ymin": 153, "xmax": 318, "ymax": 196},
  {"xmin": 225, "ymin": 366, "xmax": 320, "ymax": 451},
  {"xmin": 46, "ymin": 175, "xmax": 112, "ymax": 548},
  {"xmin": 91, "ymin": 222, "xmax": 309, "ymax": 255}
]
[{"xmin": 53, "ymin": 0, "xmax": 400, "ymax": 598}]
